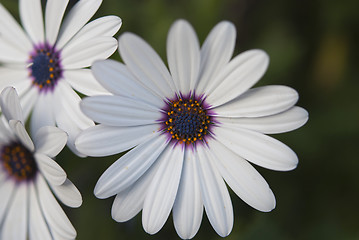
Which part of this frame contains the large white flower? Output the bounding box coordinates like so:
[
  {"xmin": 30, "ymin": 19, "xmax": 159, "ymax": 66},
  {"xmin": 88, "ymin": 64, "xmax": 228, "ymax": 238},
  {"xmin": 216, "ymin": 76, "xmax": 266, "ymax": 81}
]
[
  {"xmin": 0, "ymin": 0, "xmax": 122, "ymax": 155},
  {"xmin": 0, "ymin": 87, "xmax": 82, "ymax": 240},
  {"xmin": 76, "ymin": 19, "xmax": 308, "ymax": 239}
]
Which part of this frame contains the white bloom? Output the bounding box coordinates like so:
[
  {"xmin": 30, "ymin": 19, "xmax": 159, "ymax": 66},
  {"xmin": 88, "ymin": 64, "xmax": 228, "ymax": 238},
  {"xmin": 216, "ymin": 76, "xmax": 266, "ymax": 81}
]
[
  {"xmin": 0, "ymin": 0, "xmax": 122, "ymax": 155},
  {"xmin": 0, "ymin": 87, "xmax": 82, "ymax": 240},
  {"xmin": 76, "ymin": 19, "xmax": 308, "ymax": 239}
]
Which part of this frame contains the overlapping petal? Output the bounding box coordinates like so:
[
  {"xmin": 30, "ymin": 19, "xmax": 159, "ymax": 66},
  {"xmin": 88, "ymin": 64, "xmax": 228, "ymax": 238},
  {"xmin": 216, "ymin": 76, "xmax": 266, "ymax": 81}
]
[
  {"xmin": 0, "ymin": 87, "xmax": 23, "ymax": 122},
  {"xmin": 34, "ymin": 126, "xmax": 68, "ymax": 158},
  {"xmin": 45, "ymin": 0, "xmax": 69, "ymax": 45},
  {"xmin": 35, "ymin": 153, "xmax": 67, "ymax": 186},
  {"xmin": 19, "ymin": 0, "xmax": 44, "ymax": 44},
  {"xmin": 50, "ymin": 179, "xmax": 82, "ymax": 208}
]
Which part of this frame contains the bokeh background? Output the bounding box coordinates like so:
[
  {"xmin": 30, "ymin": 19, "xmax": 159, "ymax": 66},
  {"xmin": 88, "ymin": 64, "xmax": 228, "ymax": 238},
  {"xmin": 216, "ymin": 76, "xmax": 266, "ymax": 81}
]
[{"xmin": 2, "ymin": 0, "xmax": 359, "ymax": 239}]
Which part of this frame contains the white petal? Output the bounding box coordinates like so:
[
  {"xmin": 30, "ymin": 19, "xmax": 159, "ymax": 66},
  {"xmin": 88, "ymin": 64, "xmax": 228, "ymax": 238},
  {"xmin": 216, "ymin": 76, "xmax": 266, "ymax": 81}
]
[
  {"xmin": 64, "ymin": 69, "xmax": 110, "ymax": 96},
  {"xmin": 1, "ymin": 183, "xmax": 28, "ymax": 240},
  {"xmin": 196, "ymin": 146, "xmax": 233, "ymax": 237},
  {"xmin": 213, "ymin": 85, "xmax": 299, "ymax": 118},
  {"xmin": 142, "ymin": 144, "xmax": 184, "ymax": 234},
  {"xmin": 0, "ymin": 86, "xmax": 23, "ymax": 122},
  {"xmin": 29, "ymin": 182, "xmax": 52, "ymax": 240},
  {"xmin": 206, "ymin": 50, "xmax": 269, "ymax": 107},
  {"xmin": 35, "ymin": 153, "xmax": 67, "ymax": 186},
  {"xmin": 66, "ymin": 15, "xmax": 122, "ymax": 46},
  {"xmin": 81, "ymin": 95, "xmax": 162, "ymax": 127},
  {"xmin": 62, "ymin": 36, "xmax": 117, "ymax": 69},
  {"xmin": 45, "ymin": 0, "xmax": 69, "ymax": 45},
  {"xmin": 0, "ymin": 115, "xmax": 15, "ymax": 143},
  {"xmin": 30, "ymin": 92, "xmax": 55, "ymax": 136},
  {"xmin": 209, "ymin": 139, "xmax": 276, "ymax": 211},
  {"xmin": 9, "ymin": 119, "xmax": 35, "ymax": 151},
  {"xmin": 0, "ymin": 38, "xmax": 29, "ymax": 62},
  {"xmin": 20, "ymin": 87, "xmax": 38, "ymax": 121},
  {"xmin": 0, "ymin": 3, "xmax": 32, "ymax": 52},
  {"xmin": 76, "ymin": 124, "xmax": 160, "ymax": 157},
  {"xmin": 0, "ymin": 178, "xmax": 15, "ymax": 224},
  {"xmin": 218, "ymin": 106, "xmax": 309, "ymax": 134},
  {"xmin": 0, "ymin": 67, "xmax": 31, "ymax": 97},
  {"xmin": 196, "ymin": 21, "xmax": 236, "ymax": 94},
  {"xmin": 50, "ymin": 179, "xmax": 82, "ymax": 208},
  {"xmin": 54, "ymin": 80, "xmax": 94, "ymax": 156},
  {"xmin": 167, "ymin": 19, "xmax": 200, "ymax": 93},
  {"xmin": 173, "ymin": 150, "xmax": 203, "ymax": 239},
  {"xmin": 36, "ymin": 174, "xmax": 76, "ymax": 239},
  {"xmin": 111, "ymin": 152, "xmax": 164, "ymax": 222},
  {"xmin": 91, "ymin": 60, "xmax": 164, "ymax": 108},
  {"xmin": 56, "ymin": 0, "xmax": 102, "ymax": 49},
  {"xmin": 214, "ymin": 125, "xmax": 298, "ymax": 171},
  {"xmin": 34, "ymin": 126, "xmax": 67, "ymax": 158},
  {"xmin": 19, "ymin": 0, "xmax": 44, "ymax": 43},
  {"xmin": 94, "ymin": 133, "xmax": 168, "ymax": 199},
  {"xmin": 119, "ymin": 32, "xmax": 176, "ymax": 99}
]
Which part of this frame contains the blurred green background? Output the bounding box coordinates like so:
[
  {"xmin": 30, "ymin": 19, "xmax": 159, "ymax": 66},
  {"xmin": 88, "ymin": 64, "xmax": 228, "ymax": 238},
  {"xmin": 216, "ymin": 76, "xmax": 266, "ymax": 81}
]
[{"xmin": 2, "ymin": 0, "xmax": 359, "ymax": 239}]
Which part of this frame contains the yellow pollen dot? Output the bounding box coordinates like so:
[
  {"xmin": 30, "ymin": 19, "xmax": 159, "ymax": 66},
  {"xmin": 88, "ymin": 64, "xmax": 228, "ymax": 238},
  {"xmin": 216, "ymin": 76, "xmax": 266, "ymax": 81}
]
[
  {"xmin": 169, "ymin": 119, "xmax": 173, "ymax": 123},
  {"xmin": 46, "ymin": 52, "xmax": 50, "ymax": 56},
  {"xmin": 49, "ymin": 73, "xmax": 54, "ymax": 78},
  {"xmin": 193, "ymin": 137, "xmax": 197, "ymax": 141},
  {"xmin": 198, "ymin": 133, "xmax": 201, "ymax": 137},
  {"xmin": 15, "ymin": 163, "xmax": 21, "ymax": 169},
  {"xmin": 199, "ymin": 129, "xmax": 203, "ymax": 132},
  {"xmin": 49, "ymin": 67, "xmax": 54, "ymax": 72},
  {"xmin": 49, "ymin": 59, "xmax": 54, "ymax": 63},
  {"xmin": 46, "ymin": 79, "xmax": 51, "ymax": 84}
]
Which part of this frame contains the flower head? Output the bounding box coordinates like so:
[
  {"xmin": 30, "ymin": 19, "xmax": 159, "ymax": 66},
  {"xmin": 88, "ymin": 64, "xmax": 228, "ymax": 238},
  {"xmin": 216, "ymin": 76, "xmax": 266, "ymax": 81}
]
[
  {"xmin": 76, "ymin": 19, "xmax": 308, "ymax": 239},
  {"xmin": 0, "ymin": 0, "xmax": 122, "ymax": 155},
  {"xmin": 0, "ymin": 87, "xmax": 82, "ymax": 239}
]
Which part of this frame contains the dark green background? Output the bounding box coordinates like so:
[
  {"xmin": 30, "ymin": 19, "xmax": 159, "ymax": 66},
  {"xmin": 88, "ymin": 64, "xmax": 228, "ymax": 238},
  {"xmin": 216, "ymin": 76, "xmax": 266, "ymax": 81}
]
[{"xmin": 2, "ymin": 0, "xmax": 359, "ymax": 239}]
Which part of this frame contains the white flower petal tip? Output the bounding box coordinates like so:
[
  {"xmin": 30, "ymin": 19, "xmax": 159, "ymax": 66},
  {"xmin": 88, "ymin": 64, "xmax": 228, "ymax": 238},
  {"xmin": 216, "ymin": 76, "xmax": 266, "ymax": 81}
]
[
  {"xmin": 51, "ymin": 179, "xmax": 83, "ymax": 208},
  {"xmin": 34, "ymin": 126, "xmax": 68, "ymax": 158},
  {"xmin": 9, "ymin": 119, "xmax": 35, "ymax": 151},
  {"xmin": 0, "ymin": 87, "xmax": 24, "ymax": 123},
  {"xmin": 35, "ymin": 153, "xmax": 67, "ymax": 186}
]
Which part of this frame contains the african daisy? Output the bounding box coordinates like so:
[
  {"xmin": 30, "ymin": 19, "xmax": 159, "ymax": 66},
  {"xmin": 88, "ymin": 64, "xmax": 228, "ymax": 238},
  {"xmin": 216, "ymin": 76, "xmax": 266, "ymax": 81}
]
[
  {"xmin": 0, "ymin": 0, "xmax": 122, "ymax": 155},
  {"xmin": 0, "ymin": 87, "xmax": 82, "ymax": 239},
  {"xmin": 76, "ymin": 19, "xmax": 308, "ymax": 239}
]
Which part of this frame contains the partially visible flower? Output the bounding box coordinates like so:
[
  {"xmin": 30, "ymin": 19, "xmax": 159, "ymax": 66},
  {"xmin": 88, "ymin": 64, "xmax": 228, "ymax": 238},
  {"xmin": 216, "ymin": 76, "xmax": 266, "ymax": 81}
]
[
  {"xmin": 0, "ymin": 0, "xmax": 122, "ymax": 155},
  {"xmin": 76, "ymin": 20, "xmax": 308, "ymax": 239},
  {"xmin": 0, "ymin": 87, "xmax": 82, "ymax": 239}
]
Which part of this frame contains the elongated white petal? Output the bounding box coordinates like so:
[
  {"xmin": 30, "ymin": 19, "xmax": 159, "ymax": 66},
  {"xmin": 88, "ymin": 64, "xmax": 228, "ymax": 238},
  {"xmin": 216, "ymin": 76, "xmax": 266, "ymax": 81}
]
[
  {"xmin": 214, "ymin": 85, "xmax": 299, "ymax": 118},
  {"xmin": 94, "ymin": 133, "xmax": 168, "ymax": 199},
  {"xmin": 50, "ymin": 179, "xmax": 82, "ymax": 208},
  {"xmin": 36, "ymin": 174, "xmax": 76, "ymax": 239},
  {"xmin": 173, "ymin": 150, "xmax": 203, "ymax": 239},
  {"xmin": 76, "ymin": 124, "xmax": 160, "ymax": 157},
  {"xmin": 56, "ymin": 0, "xmax": 102, "ymax": 49},
  {"xmin": 218, "ymin": 106, "xmax": 309, "ymax": 134},
  {"xmin": 34, "ymin": 126, "xmax": 67, "ymax": 158},
  {"xmin": 29, "ymin": 182, "xmax": 52, "ymax": 240},
  {"xmin": 0, "ymin": 3, "xmax": 32, "ymax": 52},
  {"xmin": 1, "ymin": 183, "xmax": 28, "ymax": 240},
  {"xmin": 111, "ymin": 152, "xmax": 164, "ymax": 222},
  {"xmin": 206, "ymin": 50, "xmax": 269, "ymax": 107},
  {"xmin": 62, "ymin": 36, "xmax": 117, "ymax": 69},
  {"xmin": 119, "ymin": 32, "xmax": 176, "ymax": 98},
  {"xmin": 167, "ymin": 19, "xmax": 200, "ymax": 93},
  {"xmin": 0, "ymin": 67, "xmax": 31, "ymax": 96},
  {"xmin": 20, "ymin": 87, "xmax": 38, "ymax": 121},
  {"xmin": 9, "ymin": 119, "xmax": 34, "ymax": 151},
  {"xmin": 45, "ymin": 0, "xmax": 69, "ymax": 45},
  {"xmin": 214, "ymin": 126, "xmax": 298, "ymax": 171},
  {"xmin": 196, "ymin": 146, "xmax": 233, "ymax": 237},
  {"xmin": 64, "ymin": 69, "xmax": 110, "ymax": 96},
  {"xmin": 19, "ymin": 0, "xmax": 44, "ymax": 43},
  {"xmin": 67, "ymin": 15, "xmax": 121, "ymax": 46},
  {"xmin": 35, "ymin": 153, "xmax": 67, "ymax": 186},
  {"xmin": 0, "ymin": 38, "xmax": 29, "ymax": 62},
  {"xmin": 142, "ymin": 145, "xmax": 184, "ymax": 234},
  {"xmin": 81, "ymin": 95, "xmax": 162, "ymax": 127},
  {"xmin": 197, "ymin": 21, "xmax": 236, "ymax": 94},
  {"xmin": 30, "ymin": 92, "xmax": 55, "ymax": 136},
  {"xmin": 0, "ymin": 87, "xmax": 23, "ymax": 122},
  {"xmin": 0, "ymin": 116, "xmax": 15, "ymax": 144},
  {"xmin": 0, "ymin": 178, "xmax": 15, "ymax": 224},
  {"xmin": 209, "ymin": 139, "xmax": 276, "ymax": 211},
  {"xmin": 91, "ymin": 60, "xmax": 164, "ymax": 108}
]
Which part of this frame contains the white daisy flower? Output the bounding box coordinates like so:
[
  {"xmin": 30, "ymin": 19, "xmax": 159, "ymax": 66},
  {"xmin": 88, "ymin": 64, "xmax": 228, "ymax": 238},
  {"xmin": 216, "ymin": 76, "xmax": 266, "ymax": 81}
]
[
  {"xmin": 0, "ymin": 0, "xmax": 122, "ymax": 155},
  {"xmin": 0, "ymin": 87, "xmax": 82, "ymax": 240},
  {"xmin": 76, "ymin": 19, "xmax": 308, "ymax": 239}
]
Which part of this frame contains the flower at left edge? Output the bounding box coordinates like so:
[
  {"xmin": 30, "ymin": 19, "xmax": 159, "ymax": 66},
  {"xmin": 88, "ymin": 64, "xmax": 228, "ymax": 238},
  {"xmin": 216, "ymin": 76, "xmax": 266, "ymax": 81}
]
[
  {"xmin": 0, "ymin": 87, "xmax": 82, "ymax": 240},
  {"xmin": 0, "ymin": 0, "xmax": 122, "ymax": 156}
]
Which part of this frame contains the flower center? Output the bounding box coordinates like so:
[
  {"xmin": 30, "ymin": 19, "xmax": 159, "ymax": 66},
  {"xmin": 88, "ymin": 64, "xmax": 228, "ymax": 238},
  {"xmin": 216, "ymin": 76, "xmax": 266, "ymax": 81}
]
[
  {"xmin": 28, "ymin": 42, "xmax": 62, "ymax": 91},
  {"xmin": 1, "ymin": 142, "xmax": 37, "ymax": 182},
  {"xmin": 162, "ymin": 96, "xmax": 213, "ymax": 144}
]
